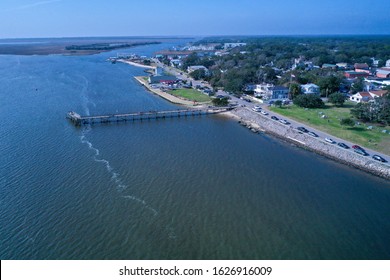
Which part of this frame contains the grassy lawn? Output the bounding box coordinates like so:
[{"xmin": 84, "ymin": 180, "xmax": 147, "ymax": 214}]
[
  {"xmin": 169, "ymin": 88, "xmax": 211, "ymax": 103},
  {"xmin": 271, "ymin": 102, "xmax": 390, "ymax": 155}
]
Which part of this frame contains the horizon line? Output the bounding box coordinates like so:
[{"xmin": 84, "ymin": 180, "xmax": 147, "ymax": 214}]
[{"xmin": 1, "ymin": 34, "xmax": 390, "ymax": 41}]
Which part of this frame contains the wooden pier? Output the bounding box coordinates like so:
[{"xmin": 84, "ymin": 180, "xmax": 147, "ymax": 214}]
[{"xmin": 67, "ymin": 107, "xmax": 233, "ymax": 126}]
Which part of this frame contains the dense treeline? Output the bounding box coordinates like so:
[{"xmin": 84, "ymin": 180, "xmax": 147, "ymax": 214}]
[{"xmin": 180, "ymin": 36, "xmax": 390, "ymax": 94}]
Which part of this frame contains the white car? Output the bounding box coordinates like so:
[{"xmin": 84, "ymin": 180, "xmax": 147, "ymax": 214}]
[
  {"xmin": 252, "ymin": 106, "xmax": 261, "ymax": 112},
  {"xmin": 325, "ymin": 138, "xmax": 336, "ymax": 144},
  {"xmin": 260, "ymin": 110, "xmax": 268, "ymax": 115}
]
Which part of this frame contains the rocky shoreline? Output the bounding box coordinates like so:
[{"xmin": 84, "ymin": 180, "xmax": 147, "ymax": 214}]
[{"xmin": 225, "ymin": 107, "xmax": 390, "ymax": 180}]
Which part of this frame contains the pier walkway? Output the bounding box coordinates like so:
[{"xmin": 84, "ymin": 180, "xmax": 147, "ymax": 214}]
[{"xmin": 67, "ymin": 107, "xmax": 233, "ymax": 126}]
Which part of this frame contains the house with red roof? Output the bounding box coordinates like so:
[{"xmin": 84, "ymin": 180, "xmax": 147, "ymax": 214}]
[
  {"xmin": 354, "ymin": 63, "xmax": 370, "ymax": 73},
  {"xmin": 376, "ymin": 68, "xmax": 390, "ymax": 78},
  {"xmin": 344, "ymin": 71, "xmax": 369, "ymax": 79},
  {"xmin": 349, "ymin": 90, "xmax": 388, "ymax": 103}
]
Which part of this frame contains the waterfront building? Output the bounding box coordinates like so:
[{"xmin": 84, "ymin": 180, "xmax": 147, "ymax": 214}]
[
  {"xmin": 254, "ymin": 83, "xmax": 289, "ymax": 100},
  {"xmin": 149, "ymin": 75, "xmax": 178, "ymax": 84}
]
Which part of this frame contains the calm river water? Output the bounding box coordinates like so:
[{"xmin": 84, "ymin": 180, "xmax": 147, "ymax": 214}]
[{"xmin": 1, "ymin": 39, "xmax": 389, "ymax": 259}]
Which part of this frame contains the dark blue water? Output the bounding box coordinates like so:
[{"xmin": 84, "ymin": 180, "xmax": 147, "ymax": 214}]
[{"xmin": 1, "ymin": 40, "xmax": 390, "ymax": 260}]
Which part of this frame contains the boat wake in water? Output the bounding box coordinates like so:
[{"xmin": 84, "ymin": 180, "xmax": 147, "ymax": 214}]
[{"xmin": 78, "ymin": 77, "xmax": 159, "ymax": 217}]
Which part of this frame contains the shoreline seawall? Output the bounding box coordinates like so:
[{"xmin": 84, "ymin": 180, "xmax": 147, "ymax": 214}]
[
  {"xmin": 134, "ymin": 76, "xmax": 199, "ymax": 106},
  {"xmin": 224, "ymin": 107, "xmax": 390, "ymax": 181},
  {"xmin": 118, "ymin": 59, "xmax": 156, "ymax": 69}
]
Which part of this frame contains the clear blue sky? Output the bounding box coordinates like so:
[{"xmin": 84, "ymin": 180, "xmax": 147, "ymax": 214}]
[{"xmin": 0, "ymin": 0, "xmax": 389, "ymax": 38}]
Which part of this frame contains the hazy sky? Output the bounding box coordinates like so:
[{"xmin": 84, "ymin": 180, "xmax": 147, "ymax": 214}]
[{"xmin": 0, "ymin": 0, "xmax": 389, "ymax": 38}]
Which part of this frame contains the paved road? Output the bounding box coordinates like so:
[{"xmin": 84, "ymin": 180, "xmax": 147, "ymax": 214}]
[{"xmin": 152, "ymin": 58, "xmax": 389, "ymax": 165}]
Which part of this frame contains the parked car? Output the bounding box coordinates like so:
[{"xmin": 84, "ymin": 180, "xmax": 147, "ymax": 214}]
[
  {"xmin": 260, "ymin": 110, "xmax": 268, "ymax": 115},
  {"xmin": 297, "ymin": 127, "xmax": 308, "ymax": 133},
  {"xmin": 307, "ymin": 131, "xmax": 318, "ymax": 137},
  {"xmin": 325, "ymin": 138, "xmax": 336, "ymax": 144},
  {"xmin": 337, "ymin": 142, "xmax": 349, "ymax": 149},
  {"xmin": 271, "ymin": 116, "xmax": 279, "ymax": 121},
  {"xmin": 372, "ymin": 155, "xmax": 387, "ymax": 162},
  {"xmin": 354, "ymin": 149, "xmax": 369, "ymax": 156},
  {"xmin": 279, "ymin": 119, "xmax": 290, "ymax": 125},
  {"xmin": 352, "ymin": 145, "xmax": 364, "ymax": 151}
]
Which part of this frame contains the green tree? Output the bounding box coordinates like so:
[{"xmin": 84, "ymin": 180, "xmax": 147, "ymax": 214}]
[
  {"xmin": 351, "ymin": 102, "xmax": 371, "ymax": 121},
  {"xmin": 351, "ymin": 77, "xmax": 364, "ymax": 94},
  {"xmin": 340, "ymin": 118, "xmax": 355, "ymax": 127},
  {"xmin": 328, "ymin": 92, "xmax": 346, "ymax": 107},
  {"xmin": 350, "ymin": 95, "xmax": 390, "ymax": 125},
  {"xmin": 212, "ymin": 97, "xmax": 229, "ymax": 107},
  {"xmin": 274, "ymin": 100, "xmax": 283, "ymax": 108},
  {"xmin": 289, "ymin": 83, "xmax": 301, "ymax": 99},
  {"xmin": 189, "ymin": 69, "xmax": 207, "ymax": 80},
  {"xmin": 293, "ymin": 94, "xmax": 325, "ymax": 108},
  {"xmin": 317, "ymin": 75, "xmax": 342, "ymax": 97}
]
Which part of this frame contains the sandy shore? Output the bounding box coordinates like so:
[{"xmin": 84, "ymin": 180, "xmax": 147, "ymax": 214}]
[
  {"xmin": 225, "ymin": 107, "xmax": 390, "ymax": 180},
  {"xmin": 134, "ymin": 76, "xmax": 202, "ymax": 106},
  {"xmin": 118, "ymin": 59, "xmax": 156, "ymax": 69}
]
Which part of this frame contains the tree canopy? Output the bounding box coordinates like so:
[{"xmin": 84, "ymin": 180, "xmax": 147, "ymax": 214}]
[
  {"xmin": 328, "ymin": 92, "xmax": 346, "ymax": 107},
  {"xmin": 293, "ymin": 94, "xmax": 325, "ymax": 108}
]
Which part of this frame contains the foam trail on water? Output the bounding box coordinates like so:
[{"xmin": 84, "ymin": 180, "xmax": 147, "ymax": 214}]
[
  {"xmin": 78, "ymin": 76, "xmax": 157, "ymax": 215},
  {"xmin": 122, "ymin": 196, "xmax": 158, "ymax": 216},
  {"xmin": 80, "ymin": 131, "xmax": 127, "ymax": 192}
]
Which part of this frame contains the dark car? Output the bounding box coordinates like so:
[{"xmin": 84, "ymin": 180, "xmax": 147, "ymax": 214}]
[
  {"xmin": 354, "ymin": 149, "xmax": 369, "ymax": 156},
  {"xmin": 271, "ymin": 116, "xmax": 279, "ymax": 121},
  {"xmin": 297, "ymin": 127, "xmax": 308, "ymax": 133},
  {"xmin": 372, "ymin": 155, "xmax": 387, "ymax": 162},
  {"xmin": 307, "ymin": 131, "xmax": 318, "ymax": 137},
  {"xmin": 337, "ymin": 142, "xmax": 349, "ymax": 149}
]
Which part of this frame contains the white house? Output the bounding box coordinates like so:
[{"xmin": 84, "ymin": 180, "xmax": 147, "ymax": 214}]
[
  {"xmin": 224, "ymin": 43, "xmax": 247, "ymax": 49},
  {"xmin": 187, "ymin": 65, "xmax": 208, "ymax": 73},
  {"xmin": 301, "ymin": 83, "xmax": 320, "ymax": 95},
  {"xmin": 254, "ymin": 84, "xmax": 274, "ymax": 97},
  {"xmin": 349, "ymin": 90, "xmax": 388, "ymax": 103},
  {"xmin": 254, "ymin": 83, "xmax": 289, "ymax": 100},
  {"xmin": 386, "ymin": 59, "xmax": 390, "ymax": 67},
  {"xmin": 170, "ymin": 59, "xmax": 182, "ymax": 68}
]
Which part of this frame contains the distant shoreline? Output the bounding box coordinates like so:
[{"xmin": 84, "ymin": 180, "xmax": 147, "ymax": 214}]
[{"xmin": 0, "ymin": 40, "xmax": 162, "ymax": 56}]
